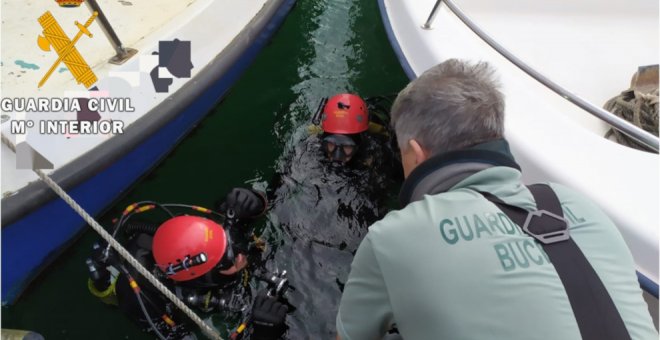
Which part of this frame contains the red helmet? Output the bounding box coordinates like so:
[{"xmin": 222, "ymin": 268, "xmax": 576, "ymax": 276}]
[
  {"xmin": 321, "ymin": 94, "xmax": 368, "ymax": 134},
  {"xmin": 152, "ymin": 216, "xmax": 227, "ymax": 282}
]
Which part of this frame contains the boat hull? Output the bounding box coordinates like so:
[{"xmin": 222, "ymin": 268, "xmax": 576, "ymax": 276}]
[{"xmin": 1, "ymin": 0, "xmax": 296, "ymax": 305}]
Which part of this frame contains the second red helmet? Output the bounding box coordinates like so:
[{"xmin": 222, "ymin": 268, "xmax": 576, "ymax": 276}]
[
  {"xmin": 152, "ymin": 215, "xmax": 227, "ymax": 282},
  {"xmin": 321, "ymin": 94, "xmax": 369, "ymax": 134}
]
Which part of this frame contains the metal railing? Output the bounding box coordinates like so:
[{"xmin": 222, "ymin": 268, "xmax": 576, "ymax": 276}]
[
  {"xmin": 422, "ymin": 0, "xmax": 659, "ymax": 152},
  {"xmin": 85, "ymin": 0, "xmax": 137, "ymax": 65}
]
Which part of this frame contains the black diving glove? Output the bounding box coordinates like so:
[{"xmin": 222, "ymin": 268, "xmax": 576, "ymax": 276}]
[
  {"xmin": 218, "ymin": 188, "xmax": 267, "ymax": 220},
  {"xmin": 250, "ymin": 290, "xmax": 287, "ymax": 340}
]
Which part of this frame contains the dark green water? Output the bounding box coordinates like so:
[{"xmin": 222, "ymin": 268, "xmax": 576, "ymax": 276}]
[{"xmin": 2, "ymin": 0, "xmax": 408, "ymax": 338}]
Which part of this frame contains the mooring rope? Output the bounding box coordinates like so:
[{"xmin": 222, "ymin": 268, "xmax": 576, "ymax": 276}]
[
  {"xmin": 1, "ymin": 133, "xmax": 223, "ymax": 340},
  {"xmin": 604, "ymin": 66, "xmax": 659, "ymax": 152}
]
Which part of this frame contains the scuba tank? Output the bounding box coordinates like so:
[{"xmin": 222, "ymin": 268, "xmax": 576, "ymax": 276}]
[
  {"xmin": 85, "ymin": 202, "xmax": 230, "ymax": 339},
  {"xmin": 86, "ymin": 201, "xmax": 276, "ymax": 339}
]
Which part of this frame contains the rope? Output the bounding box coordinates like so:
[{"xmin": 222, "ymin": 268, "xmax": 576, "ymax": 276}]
[
  {"xmin": 604, "ymin": 70, "xmax": 659, "ymax": 152},
  {"xmin": 0, "ymin": 134, "xmax": 223, "ymax": 340}
]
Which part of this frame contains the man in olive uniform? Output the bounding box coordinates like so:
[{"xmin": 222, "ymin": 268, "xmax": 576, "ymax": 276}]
[{"xmin": 336, "ymin": 60, "xmax": 657, "ymax": 340}]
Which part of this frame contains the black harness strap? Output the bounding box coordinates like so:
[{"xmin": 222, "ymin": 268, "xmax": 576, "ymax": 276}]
[{"xmin": 479, "ymin": 184, "xmax": 631, "ymax": 340}]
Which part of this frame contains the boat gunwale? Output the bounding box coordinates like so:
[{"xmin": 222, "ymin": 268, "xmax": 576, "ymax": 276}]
[{"xmin": 391, "ymin": 0, "xmax": 659, "ymax": 151}]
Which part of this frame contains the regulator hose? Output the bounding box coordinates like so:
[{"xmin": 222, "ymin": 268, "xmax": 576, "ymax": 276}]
[{"xmin": 124, "ymin": 220, "xmax": 160, "ymax": 236}]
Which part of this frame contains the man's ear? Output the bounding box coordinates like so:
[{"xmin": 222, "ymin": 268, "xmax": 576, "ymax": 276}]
[{"xmin": 408, "ymin": 139, "xmax": 428, "ymax": 165}]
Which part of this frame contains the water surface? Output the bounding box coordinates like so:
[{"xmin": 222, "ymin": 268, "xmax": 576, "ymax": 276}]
[{"xmin": 1, "ymin": 0, "xmax": 408, "ymax": 338}]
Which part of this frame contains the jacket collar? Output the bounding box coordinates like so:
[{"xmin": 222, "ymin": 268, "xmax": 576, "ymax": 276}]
[{"xmin": 399, "ymin": 139, "xmax": 520, "ymax": 206}]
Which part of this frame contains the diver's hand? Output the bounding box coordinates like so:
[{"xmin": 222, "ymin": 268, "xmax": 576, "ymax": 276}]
[
  {"xmin": 219, "ymin": 253, "xmax": 248, "ymax": 276},
  {"xmin": 251, "ymin": 290, "xmax": 287, "ymax": 340},
  {"xmin": 219, "ymin": 188, "xmax": 267, "ymax": 219}
]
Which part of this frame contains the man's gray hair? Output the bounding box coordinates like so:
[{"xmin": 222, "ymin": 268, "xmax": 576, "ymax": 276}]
[{"xmin": 391, "ymin": 59, "xmax": 505, "ymax": 155}]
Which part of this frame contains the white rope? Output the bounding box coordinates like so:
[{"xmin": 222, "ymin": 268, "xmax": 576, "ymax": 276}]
[{"xmin": 1, "ymin": 134, "xmax": 223, "ymax": 340}]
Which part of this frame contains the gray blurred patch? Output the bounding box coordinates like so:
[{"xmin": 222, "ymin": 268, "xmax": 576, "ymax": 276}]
[
  {"xmin": 158, "ymin": 39, "xmax": 193, "ymax": 78},
  {"xmin": 76, "ymin": 98, "xmax": 101, "ymax": 122},
  {"xmin": 99, "ymin": 77, "xmax": 133, "ymax": 98},
  {"xmin": 16, "ymin": 142, "xmax": 54, "ymax": 170},
  {"xmin": 150, "ymin": 66, "xmax": 173, "ymax": 93}
]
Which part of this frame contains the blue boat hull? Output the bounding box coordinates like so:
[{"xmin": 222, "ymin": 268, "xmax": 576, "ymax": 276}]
[{"xmin": 1, "ymin": 0, "xmax": 296, "ymax": 305}]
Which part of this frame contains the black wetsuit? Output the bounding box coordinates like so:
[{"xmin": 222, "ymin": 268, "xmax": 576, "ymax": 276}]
[
  {"xmin": 111, "ymin": 233, "xmax": 188, "ymax": 339},
  {"xmin": 91, "ymin": 221, "xmax": 252, "ymax": 339},
  {"xmin": 258, "ymin": 97, "xmax": 402, "ymax": 338}
]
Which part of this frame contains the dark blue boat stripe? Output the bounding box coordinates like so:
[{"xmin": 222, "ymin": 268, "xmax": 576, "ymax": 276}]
[
  {"xmin": 377, "ymin": 0, "xmax": 416, "ymax": 81},
  {"xmin": 637, "ymin": 271, "xmax": 659, "ymax": 298}
]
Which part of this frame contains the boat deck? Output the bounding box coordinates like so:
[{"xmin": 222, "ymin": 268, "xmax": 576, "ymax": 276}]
[
  {"xmin": 1, "ymin": 0, "xmax": 200, "ymax": 98},
  {"xmin": 453, "ymin": 0, "xmax": 658, "ymax": 134}
]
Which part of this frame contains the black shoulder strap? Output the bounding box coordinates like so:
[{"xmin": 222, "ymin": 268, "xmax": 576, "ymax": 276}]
[{"xmin": 479, "ymin": 184, "xmax": 630, "ymax": 340}]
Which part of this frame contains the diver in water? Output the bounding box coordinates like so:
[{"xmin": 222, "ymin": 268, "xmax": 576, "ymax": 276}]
[
  {"xmin": 314, "ymin": 93, "xmax": 393, "ymax": 165},
  {"xmin": 86, "ymin": 188, "xmax": 288, "ymax": 340},
  {"xmin": 256, "ymin": 93, "xmax": 402, "ymax": 338},
  {"xmin": 317, "ymin": 93, "xmax": 369, "ymax": 164}
]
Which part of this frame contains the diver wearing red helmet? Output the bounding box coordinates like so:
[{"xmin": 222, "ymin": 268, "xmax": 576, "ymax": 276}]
[
  {"xmin": 151, "ymin": 188, "xmax": 270, "ymax": 285},
  {"xmin": 86, "ymin": 188, "xmax": 288, "ymax": 340},
  {"xmin": 315, "ymin": 93, "xmax": 392, "ymax": 164},
  {"xmin": 250, "ymin": 93, "xmax": 401, "ymax": 338},
  {"xmin": 319, "ymin": 94, "xmax": 369, "ymax": 163}
]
